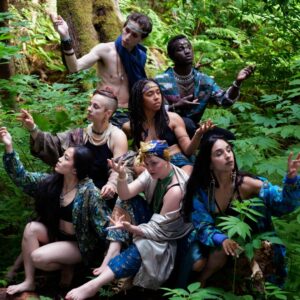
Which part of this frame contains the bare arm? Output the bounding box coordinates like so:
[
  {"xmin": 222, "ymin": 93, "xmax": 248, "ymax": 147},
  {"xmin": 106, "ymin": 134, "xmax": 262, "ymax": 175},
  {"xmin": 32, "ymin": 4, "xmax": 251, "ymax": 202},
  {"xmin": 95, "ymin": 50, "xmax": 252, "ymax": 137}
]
[
  {"xmin": 101, "ymin": 129, "xmax": 128, "ymax": 199},
  {"xmin": 171, "ymin": 113, "xmax": 214, "ymax": 156}
]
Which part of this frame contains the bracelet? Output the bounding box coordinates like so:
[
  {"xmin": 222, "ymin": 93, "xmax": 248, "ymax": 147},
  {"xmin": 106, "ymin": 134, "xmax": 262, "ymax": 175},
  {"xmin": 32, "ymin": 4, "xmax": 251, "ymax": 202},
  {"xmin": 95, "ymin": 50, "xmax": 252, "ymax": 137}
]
[
  {"xmin": 63, "ymin": 51, "xmax": 75, "ymax": 56},
  {"xmin": 232, "ymin": 80, "xmax": 241, "ymax": 88},
  {"xmin": 28, "ymin": 124, "xmax": 38, "ymax": 133},
  {"xmin": 117, "ymin": 174, "xmax": 128, "ymax": 182},
  {"xmin": 61, "ymin": 38, "xmax": 73, "ymax": 51}
]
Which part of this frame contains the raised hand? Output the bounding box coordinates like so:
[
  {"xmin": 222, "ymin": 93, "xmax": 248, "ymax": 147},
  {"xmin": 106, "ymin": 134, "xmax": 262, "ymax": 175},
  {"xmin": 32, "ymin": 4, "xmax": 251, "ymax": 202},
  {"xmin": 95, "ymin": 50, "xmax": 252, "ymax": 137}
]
[
  {"xmin": 236, "ymin": 65, "xmax": 255, "ymax": 83},
  {"xmin": 195, "ymin": 119, "xmax": 215, "ymax": 137},
  {"xmin": 50, "ymin": 14, "xmax": 70, "ymax": 39},
  {"xmin": 107, "ymin": 158, "xmax": 127, "ymax": 178},
  {"xmin": 16, "ymin": 109, "xmax": 35, "ymax": 131},
  {"xmin": 0, "ymin": 127, "xmax": 13, "ymax": 153},
  {"xmin": 287, "ymin": 152, "xmax": 300, "ymax": 179}
]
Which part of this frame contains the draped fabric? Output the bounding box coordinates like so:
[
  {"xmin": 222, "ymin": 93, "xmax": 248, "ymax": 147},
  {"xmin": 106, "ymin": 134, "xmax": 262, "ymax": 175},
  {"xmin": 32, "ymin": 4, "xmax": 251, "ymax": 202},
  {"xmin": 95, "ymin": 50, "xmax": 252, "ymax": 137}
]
[{"xmin": 115, "ymin": 35, "xmax": 147, "ymax": 89}]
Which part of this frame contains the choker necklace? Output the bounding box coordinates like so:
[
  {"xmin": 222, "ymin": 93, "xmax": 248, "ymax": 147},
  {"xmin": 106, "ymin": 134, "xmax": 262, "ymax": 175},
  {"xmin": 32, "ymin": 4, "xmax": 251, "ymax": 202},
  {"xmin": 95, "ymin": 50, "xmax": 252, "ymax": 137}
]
[{"xmin": 92, "ymin": 127, "xmax": 104, "ymax": 135}]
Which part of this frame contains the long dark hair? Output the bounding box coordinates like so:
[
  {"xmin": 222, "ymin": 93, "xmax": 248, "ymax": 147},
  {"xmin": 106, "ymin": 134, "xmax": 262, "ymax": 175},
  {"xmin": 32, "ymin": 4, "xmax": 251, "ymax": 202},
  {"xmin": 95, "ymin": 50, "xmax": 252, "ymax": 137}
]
[
  {"xmin": 182, "ymin": 136, "xmax": 240, "ymax": 220},
  {"xmin": 35, "ymin": 146, "xmax": 94, "ymax": 241},
  {"xmin": 129, "ymin": 79, "xmax": 170, "ymax": 149}
]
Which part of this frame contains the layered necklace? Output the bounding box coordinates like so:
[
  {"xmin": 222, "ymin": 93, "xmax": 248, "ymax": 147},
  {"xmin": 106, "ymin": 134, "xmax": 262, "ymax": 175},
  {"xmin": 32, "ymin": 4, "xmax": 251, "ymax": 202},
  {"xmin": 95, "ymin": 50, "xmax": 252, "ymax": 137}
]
[{"xmin": 174, "ymin": 69, "xmax": 194, "ymax": 96}]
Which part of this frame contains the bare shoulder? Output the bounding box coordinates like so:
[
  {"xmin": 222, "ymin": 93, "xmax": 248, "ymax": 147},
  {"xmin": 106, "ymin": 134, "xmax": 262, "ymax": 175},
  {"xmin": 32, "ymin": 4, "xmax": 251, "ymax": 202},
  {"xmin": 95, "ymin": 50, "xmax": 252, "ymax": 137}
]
[
  {"xmin": 240, "ymin": 176, "xmax": 263, "ymax": 198},
  {"xmin": 90, "ymin": 42, "xmax": 116, "ymax": 56},
  {"xmin": 167, "ymin": 112, "xmax": 185, "ymax": 126}
]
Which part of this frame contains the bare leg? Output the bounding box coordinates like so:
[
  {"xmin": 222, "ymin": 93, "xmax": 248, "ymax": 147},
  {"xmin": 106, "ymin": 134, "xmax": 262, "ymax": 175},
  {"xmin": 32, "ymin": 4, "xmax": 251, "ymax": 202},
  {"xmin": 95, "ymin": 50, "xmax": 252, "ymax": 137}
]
[
  {"xmin": 6, "ymin": 222, "xmax": 49, "ymax": 295},
  {"xmin": 31, "ymin": 241, "xmax": 81, "ymax": 272},
  {"xmin": 5, "ymin": 253, "xmax": 23, "ymax": 281},
  {"xmin": 198, "ymin": 249, "xmax": 228, "ymax": 287},
  {"xmin": 93, "ymin": 241, "xmax": 121, "ymax": 276},
  {"xmin": 66, "ymin": 266, "xmax": 115, "ymax": 300}
]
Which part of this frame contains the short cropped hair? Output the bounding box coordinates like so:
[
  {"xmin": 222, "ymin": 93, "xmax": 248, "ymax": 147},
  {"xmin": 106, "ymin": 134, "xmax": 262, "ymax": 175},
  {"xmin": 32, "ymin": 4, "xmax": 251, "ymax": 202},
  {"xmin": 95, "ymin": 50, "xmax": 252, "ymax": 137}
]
[
  {"xmin": 93, "ymin": 88, "xmax": 118, "ymax": 112},
  {"xmin": 167, "ymin": 34, "xmax": 189, "ymax": 60},
  {"xmin": 124, "ymin": 12, "xmax": 152, "ymax": 38}
]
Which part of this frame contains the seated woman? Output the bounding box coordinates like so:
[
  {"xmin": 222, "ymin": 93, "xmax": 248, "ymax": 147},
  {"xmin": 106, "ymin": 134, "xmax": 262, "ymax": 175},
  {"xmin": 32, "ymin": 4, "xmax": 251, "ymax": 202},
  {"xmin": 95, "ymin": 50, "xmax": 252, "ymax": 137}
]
[
  {"xmin": 123, "ymin": 79, "xmax": 213, "ymax": 175},
  {"xmin": 0, "ymin": 127, "xmax": 111, "ymax": 295},
  {"xmin": 182, "ymin": 128, "xmax": 300, "ymax": 288},
  {"xmin": 19, "ymin": 88, "xmax": 128, "ymax": 200},
  {"xmin": 65, "ymin": 140, "xmax": 193, "ymax": 300}
]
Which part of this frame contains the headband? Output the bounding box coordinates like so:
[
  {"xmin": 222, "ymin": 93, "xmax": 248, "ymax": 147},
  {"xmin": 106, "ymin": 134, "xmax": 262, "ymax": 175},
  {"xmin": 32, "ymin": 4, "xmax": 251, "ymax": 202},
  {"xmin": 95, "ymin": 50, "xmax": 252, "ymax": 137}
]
[
  {"xmin": 126, "ymin": 21, "xmax": 148, "ymax": 35},
  {"xmin": 142, "ymin": 82, "xmax": 158, "ymax": 93}
]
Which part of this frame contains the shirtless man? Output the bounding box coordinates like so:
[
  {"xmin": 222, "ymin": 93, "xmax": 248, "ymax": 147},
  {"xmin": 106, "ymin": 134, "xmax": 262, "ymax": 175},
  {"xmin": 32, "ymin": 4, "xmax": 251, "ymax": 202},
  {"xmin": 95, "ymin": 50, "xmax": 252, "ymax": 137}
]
[{"xmin": 51, "ymin": 12, "xmax": 152, "ymax": 127}]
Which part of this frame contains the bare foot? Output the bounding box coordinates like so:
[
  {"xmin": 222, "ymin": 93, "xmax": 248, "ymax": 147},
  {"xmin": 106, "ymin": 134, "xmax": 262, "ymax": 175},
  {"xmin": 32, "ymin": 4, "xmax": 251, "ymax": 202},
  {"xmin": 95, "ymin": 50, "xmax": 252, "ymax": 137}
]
[
  {"xmin": 65, "ymin": 280, "xmax": 100, "ymax": 300},
  {"xmin": 6, "ymin": 281, "xmax": 35, "ymax": 295}
]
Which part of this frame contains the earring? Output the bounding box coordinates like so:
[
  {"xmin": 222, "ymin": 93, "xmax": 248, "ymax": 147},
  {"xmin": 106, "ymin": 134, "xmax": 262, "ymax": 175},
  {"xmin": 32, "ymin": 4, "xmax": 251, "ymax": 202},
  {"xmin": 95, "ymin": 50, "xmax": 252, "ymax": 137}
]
[{"xmin": 231, "ymin": 170, "xmax": 236, "ymax": 185}]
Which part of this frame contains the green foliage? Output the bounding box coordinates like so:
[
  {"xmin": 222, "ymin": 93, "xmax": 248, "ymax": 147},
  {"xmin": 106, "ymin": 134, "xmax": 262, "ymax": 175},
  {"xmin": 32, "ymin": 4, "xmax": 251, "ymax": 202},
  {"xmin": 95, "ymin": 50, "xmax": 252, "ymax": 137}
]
[{"xmin": 162, "ymin": 282, "xmax": 253, "ymax": 299}]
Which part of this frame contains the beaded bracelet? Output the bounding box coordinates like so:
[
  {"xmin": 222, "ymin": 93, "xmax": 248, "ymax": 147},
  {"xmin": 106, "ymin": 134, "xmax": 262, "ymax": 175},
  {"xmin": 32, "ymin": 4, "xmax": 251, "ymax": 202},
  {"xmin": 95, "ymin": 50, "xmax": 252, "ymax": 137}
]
[{"xmin": 61, "ymin": 38, "xmax": 73, "ymax": 51}]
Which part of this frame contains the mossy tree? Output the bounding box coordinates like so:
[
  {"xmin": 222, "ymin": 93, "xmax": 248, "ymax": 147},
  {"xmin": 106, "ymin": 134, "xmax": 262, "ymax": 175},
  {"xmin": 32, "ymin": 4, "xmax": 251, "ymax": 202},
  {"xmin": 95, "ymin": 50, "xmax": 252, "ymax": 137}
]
[{"xmin": 57, "ymin": 0, "xmax": 123, "ymax": 57}]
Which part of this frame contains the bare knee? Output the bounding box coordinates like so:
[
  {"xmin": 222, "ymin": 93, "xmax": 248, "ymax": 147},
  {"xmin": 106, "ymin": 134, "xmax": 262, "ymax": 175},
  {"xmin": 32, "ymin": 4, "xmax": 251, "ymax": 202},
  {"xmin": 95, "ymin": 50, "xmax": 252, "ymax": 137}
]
[
  {"xmin": 23, "ymin": 221, "xmax": 48, "ymax": 243},
  {"xmin": 31, "ymin": 249, "xmax": 48, "ymax": 269}
]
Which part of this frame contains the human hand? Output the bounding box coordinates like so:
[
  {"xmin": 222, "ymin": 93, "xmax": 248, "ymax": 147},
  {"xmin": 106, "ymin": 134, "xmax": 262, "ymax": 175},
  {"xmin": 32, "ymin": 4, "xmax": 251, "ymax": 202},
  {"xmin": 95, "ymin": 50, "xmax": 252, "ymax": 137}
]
[
  {"xmin": 0, "ymin": 127, "xmax": 13, "ymax": 153},
  {"xmin": 287, "ymin": 152, "xmax": 300, "ymax": 179},
  {"xmin": 236, "ymin": 65, "xmax": 255, "ymax": 83},
  {"xmin": 100, "ymin": 183, "xmax": 116, "ymax": 200},
  {"xmin": 50, "ymin": 13, "xmax": 70, "ymax": 39},
  {"xmin": 107, "ymin": 158, "xmax": 127, "ymax": 178},
  {"xmin": 107, "ymin": 215, "xmax": 132, "ymax": 231},
  {"xmin": 195, "ymin": 119, "xmax": 215, "ymax": 138},
  {"xmin": 173, "ymin": 94, "xmax": 199, "ymax": 108},
  {"xmin": 16, "ymin": 109, "xmax": 35, "ymax": 131},
  {"xmin": 222, "ymin": 239, "xmax": 243, "ymax": 257}
]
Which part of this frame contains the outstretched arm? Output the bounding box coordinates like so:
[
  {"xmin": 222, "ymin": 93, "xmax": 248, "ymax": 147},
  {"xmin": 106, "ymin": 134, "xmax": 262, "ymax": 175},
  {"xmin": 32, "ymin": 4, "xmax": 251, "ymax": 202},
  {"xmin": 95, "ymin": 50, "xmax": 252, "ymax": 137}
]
[
  {"xmin": 0, "ymin": 127, "xmax": 47, "ymax": 196},
  {"xmin": 227, "ymin": 65, "xmax": 255, "ymax": 100}
]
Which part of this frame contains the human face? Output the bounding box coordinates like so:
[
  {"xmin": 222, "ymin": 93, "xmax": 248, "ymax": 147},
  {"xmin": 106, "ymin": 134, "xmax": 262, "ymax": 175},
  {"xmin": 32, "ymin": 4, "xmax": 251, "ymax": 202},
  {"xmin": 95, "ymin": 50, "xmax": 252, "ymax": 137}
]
[
  {"xmin": 55, "ymin": 148, "xmax": 76, "ymax": 176},
  {"xmin": 144, "ymin": 155, "xmax": 168, "ymax": 179},
  {"xmin": 87, "ymin": 95, "xmax": 109, "ymax": 124},
  {"xmin": 121, "ymin": 21, "xmax": 143, "ymax": 51},
  {"xmin": 210, "ymin": 139, "xmax": 235, "ymax": 173},
  {"xmin": 172, "ymin": 38, "xmax": 194, "ymax": 65},
  {"xmin": 142, "ymin": 83, "xmax": 162, "ymax": 112}
]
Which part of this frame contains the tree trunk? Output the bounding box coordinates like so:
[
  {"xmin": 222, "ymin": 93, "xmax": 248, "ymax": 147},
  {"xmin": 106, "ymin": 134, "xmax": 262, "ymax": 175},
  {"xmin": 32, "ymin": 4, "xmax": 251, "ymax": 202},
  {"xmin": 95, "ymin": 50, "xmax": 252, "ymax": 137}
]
[{"xmin": 57, "ymin": 0, "xmax": 122, "ymax": 57}]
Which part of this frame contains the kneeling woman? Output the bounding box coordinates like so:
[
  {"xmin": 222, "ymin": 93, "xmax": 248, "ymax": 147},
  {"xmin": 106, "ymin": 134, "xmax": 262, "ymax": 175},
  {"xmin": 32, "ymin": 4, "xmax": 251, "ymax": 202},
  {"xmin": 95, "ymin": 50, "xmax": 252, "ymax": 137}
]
[
  {"xmin": 0, "ymin": 127, "xmax": 110, "ymax": 295},
  {"xmin": 65, "ymin": 140, "xmax": 193, "ymax": 300},
  {"xmin": 182, "ymin": 128, "xmax": 300, "ymax": 287}
]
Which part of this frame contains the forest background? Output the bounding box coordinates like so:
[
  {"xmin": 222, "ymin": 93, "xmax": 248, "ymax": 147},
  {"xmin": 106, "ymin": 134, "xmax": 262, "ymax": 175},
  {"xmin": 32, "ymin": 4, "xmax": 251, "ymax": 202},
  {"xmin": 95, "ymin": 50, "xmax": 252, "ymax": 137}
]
[{"xmin": 0, "ymin": 0, "xmax": 299, "ymax": 299}]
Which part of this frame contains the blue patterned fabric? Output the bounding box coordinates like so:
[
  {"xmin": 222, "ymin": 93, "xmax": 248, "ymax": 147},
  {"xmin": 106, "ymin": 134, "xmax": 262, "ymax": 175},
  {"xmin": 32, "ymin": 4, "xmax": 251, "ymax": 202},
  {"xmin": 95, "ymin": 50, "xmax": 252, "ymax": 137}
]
[
  {"xmin": 155, "ymin": 67, "xmax": 236, "ymax": 123},
  {"xmin": 108, "ymin": 244, "xmax": 142, "ymax": 279},
  {"xmin": 188, "ymin": 176, "xmax": 300, "ymax": 285},
  {"xmin": 3, "ymin": 151, "xmax": 117, "ymax": 266}
]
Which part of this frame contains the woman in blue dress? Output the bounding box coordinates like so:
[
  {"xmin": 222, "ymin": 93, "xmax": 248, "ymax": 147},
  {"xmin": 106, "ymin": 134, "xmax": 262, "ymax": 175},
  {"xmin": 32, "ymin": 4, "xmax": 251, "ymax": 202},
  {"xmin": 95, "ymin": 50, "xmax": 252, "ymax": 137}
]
[{"xmin": 182, "ymin": 128, "xmax": 300, "ymax": 287}]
